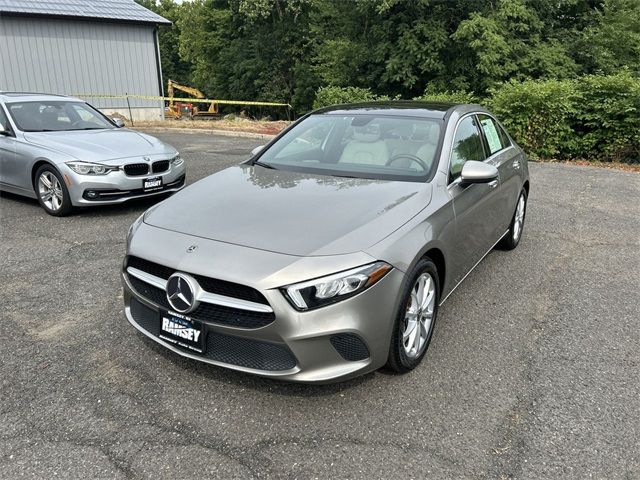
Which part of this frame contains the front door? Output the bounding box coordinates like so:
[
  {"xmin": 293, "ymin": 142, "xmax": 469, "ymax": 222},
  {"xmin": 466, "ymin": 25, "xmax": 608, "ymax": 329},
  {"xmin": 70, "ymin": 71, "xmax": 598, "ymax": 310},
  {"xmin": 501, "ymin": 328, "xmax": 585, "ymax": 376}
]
[{"xmin": 0, "ymin": 105, "xmax": 17, "ymax": 188}]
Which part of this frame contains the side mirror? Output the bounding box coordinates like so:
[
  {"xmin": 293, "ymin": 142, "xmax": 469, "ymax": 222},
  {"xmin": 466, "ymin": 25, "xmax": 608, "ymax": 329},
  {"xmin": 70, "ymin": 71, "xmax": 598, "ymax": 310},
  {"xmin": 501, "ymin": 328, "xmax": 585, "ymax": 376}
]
[
  {"xmin": 460, "ymin": 160, "xmax": 498, "ymax": 185},
  {"xmin": 250, "ymin": 145, "xmax": 265, "ymax": 157},
  {"xmin": 112, "ymin": 118, "xmax": 126, "ymax": 128},
  {"xmin": 0, "ymin": 123, "xmax": 5, "ymax": 135}
]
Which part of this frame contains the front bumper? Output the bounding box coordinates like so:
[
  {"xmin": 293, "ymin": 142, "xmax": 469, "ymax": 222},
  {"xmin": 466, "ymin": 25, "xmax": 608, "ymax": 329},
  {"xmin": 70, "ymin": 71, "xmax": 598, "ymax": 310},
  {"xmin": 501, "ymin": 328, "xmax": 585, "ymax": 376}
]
[
  {"xmin": 63, "ymin": 162, "xmax": 186, "ymax": 206},
  {"xmin": 121, "ymin": 255, "xmax": 404, "ymax": 383}
]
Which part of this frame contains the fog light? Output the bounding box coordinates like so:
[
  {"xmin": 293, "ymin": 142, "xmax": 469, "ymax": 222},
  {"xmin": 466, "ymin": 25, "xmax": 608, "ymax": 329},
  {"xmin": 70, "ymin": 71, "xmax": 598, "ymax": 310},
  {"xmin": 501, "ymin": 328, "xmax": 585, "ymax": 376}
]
[{"xmin": 86, "ymin": 190, "xmax": 98, "ymax": 199}]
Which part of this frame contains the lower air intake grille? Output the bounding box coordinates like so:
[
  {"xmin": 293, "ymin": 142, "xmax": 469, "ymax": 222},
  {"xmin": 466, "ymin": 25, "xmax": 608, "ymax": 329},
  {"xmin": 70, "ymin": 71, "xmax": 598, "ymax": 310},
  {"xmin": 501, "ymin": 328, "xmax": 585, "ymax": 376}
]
[
  {"xmin": 124, "ymin": 163, "xmax": 149, "ymax": 176},
  {"xmin": 205, "ymin": 332, "xmax": 296, "ymax": 371},
  {"xmin": 130, "ymin": 297, "xmax": 160, "ymax": 335},
  {"xmin": 330, "ymin": 333, "xmax": 370, "ymax": 361}
]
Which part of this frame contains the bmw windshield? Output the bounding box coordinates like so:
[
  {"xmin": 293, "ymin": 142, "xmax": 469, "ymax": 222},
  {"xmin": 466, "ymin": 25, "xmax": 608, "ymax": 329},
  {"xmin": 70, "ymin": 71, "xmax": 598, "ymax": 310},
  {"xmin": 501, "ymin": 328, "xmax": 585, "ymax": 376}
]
[
  {"xmin": 254, "ymin": 114, "xmax": 443, "ymax": 182},
  {"xmin": 7, "ymin": 101, "xmax": 115, "ymax": 132}
]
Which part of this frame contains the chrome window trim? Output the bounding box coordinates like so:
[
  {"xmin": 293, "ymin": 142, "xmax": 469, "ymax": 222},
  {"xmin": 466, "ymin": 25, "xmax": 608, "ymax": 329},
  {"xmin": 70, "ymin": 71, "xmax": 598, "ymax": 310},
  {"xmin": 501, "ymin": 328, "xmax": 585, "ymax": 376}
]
[{"xmin": 126, "ymin": 266, "xmax": 274, "ymax": 313}]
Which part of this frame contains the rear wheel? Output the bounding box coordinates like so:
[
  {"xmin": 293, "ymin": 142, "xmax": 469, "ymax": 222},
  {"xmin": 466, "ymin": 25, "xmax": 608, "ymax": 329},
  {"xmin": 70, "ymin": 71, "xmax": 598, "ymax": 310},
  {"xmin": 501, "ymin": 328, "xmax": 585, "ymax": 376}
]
[
  {"xmin": 386, "ymin": 258, "xmax": 439, "ymax": 373},
  {"xmin": 498, "ymin": 189, "xmax": 527, "ymax": 250},
  {"xmin": 35, "ymin": 165, "xmax": 73, "ymax": 216}
]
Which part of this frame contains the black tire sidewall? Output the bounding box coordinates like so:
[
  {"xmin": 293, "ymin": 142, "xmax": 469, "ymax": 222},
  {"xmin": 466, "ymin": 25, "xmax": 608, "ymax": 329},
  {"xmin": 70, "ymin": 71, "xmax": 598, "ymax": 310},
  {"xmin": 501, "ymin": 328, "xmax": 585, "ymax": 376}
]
[
  {"xmin": 499, "ymin": 189, "xmax": 527, "ymax": 250},
  {"xmin": 34, "ymin": 165, "xmax": 73, "ymax": 216},
  {"xmin": 388, "ymin": 258, "xmax": 440, "ymax": 372}
]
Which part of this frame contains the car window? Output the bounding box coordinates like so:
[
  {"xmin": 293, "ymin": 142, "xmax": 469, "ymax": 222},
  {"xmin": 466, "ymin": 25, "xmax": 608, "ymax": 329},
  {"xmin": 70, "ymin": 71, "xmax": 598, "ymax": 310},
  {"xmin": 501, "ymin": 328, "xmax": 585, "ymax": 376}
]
[
  {"xmin": 450, "ymin": 116, "xmax": 486, "ymax": 181},
  {"xmin": 0, "ymin": 106, "xmax": 9, "ymax": 131},
  {"xmin": 6, "ymin": 101, "xmax": 114, "ymax": 132},
  {"xmin": 257, "ymin": 114, "xmax": 443, "ymax": 182},
  {"xmin": 478, "ymin": 114, "xmax": 510, "ymax": 155}
]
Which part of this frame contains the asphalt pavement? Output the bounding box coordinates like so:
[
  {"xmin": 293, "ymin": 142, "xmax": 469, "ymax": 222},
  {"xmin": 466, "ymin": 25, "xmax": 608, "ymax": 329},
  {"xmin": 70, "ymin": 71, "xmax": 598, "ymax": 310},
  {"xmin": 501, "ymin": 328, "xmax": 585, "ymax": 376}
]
[{"xmin": 1, "ymin": 129, "xmax": 638, "ymax": 479}]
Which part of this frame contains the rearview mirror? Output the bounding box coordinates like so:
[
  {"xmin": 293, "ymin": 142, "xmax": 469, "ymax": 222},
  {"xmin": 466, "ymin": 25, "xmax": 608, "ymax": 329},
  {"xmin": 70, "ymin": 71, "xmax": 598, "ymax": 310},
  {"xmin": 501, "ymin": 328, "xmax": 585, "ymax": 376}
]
[
  {"xmin": 460, "ymin": 161, "xmax": 498, "ymax": 185},
  {"xmin": 111, "ymin": 118, "xmax": 126, "ymax": 128},
  {"xmin": 250, "ymin": 145, "xmax": 265, "ymax": 157}
]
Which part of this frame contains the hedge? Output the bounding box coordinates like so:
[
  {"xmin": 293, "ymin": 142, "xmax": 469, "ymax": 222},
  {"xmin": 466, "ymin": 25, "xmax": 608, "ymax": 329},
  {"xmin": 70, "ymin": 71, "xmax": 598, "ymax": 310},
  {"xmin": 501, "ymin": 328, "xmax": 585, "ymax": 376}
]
[{"xmin": 314, "ymin": 73, "xmax": 640, "ymax": 162}]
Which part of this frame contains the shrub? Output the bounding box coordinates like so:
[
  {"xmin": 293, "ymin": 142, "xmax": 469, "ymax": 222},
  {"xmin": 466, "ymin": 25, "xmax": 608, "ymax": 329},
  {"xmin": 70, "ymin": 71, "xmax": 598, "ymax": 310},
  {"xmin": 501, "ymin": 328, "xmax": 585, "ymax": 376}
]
[
  {"xmin": 487, "ymin": 79, "xmax": 579, "ymax": 159},
  {"xmin": 312, "ymin": 86, "xmax": 388, "ymax": 109},
  {"xmin": 571, "ymin": 72, "xmax": 640, "ymax": 162},
  {"xmin": 414, "ymin": 90, "xmax": 477, "ymax": 104}
]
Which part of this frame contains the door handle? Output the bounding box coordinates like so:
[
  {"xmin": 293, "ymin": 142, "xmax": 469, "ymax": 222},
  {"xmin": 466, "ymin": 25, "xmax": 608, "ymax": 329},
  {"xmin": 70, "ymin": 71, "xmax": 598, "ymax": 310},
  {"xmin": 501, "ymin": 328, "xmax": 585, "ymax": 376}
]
[
  {"xmin": 512, "ymin": 159, "xmax": 521, "ymax": 169},
  {"xmin": 488, "ymin": 180, "xmax": 498, "ymax": 189}
]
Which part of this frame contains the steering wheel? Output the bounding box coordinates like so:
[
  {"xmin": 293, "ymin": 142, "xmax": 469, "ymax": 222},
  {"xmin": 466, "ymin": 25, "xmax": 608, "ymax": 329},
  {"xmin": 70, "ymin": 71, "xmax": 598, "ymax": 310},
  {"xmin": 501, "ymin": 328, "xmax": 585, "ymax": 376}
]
[{"xmin": 386, "ymin": 153, "xmax": 429, "ymax": 171}]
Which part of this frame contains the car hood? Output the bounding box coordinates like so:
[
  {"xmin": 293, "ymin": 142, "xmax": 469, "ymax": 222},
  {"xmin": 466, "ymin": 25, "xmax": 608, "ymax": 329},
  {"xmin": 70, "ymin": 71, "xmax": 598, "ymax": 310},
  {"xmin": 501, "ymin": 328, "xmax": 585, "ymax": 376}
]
[
  {"xmin": 23, "ymin": 129, "xmax": 172, "ymax": 161},
  {"xmin": 144, "ymin": 165, "xmax": 432, "ymax": 256}
]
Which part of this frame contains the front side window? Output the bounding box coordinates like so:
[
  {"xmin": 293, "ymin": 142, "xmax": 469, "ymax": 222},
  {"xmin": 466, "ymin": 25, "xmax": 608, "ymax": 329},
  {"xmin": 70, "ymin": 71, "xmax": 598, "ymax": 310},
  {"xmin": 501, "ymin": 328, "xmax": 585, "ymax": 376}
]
[
  {"xmin": 256, "ymin": 114, "xmax": 443, "ymax": 182},
  {"xmin": 450, "ymin": 116, "xmax": 486, "ymax": 181},
  {"xmin": 478, "ymin": 114, "xmax": 510, "ymax": 155},
  {"xmin": 6, "ymin": 101, "xmax": 114, "ymax": 132}
]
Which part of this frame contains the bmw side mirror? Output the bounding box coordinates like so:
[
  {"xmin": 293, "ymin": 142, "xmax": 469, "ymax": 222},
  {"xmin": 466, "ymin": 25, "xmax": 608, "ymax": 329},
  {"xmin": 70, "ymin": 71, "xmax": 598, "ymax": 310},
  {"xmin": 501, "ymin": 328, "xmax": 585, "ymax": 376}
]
[
  {"xmin": 460, "ymin": 161, "xmax": 499, "ymax": 186},
  {"xmin": 112, "ymin": 118, "xmax": 126, "ymax": 128},
  {"xmin": 250, "ymin": 145, "xmax": 265, "ymax": 157}
]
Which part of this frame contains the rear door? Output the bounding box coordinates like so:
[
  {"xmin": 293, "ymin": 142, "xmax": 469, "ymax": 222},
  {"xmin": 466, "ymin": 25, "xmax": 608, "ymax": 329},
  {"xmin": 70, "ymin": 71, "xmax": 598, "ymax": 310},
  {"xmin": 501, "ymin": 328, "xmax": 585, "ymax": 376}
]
[
  {"xmin": 477, "ymin": 114, "xmax": 522, "ymax": 234},
  {"xmin": 446, "ymin": 114, "xmax": 501, "ymax": 285}
]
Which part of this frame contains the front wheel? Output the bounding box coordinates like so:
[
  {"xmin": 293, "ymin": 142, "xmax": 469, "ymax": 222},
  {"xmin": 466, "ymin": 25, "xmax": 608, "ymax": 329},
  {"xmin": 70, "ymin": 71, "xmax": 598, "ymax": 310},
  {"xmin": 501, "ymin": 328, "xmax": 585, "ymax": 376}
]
[
  {"xmin": 498, "ymin": 189, "xmax": 527, "ymax": 250},
  {"xmin": 35, "ymin": 165, "xmax": 73, "ymax": 216},
  {"xmin": 386, "ymin": 258, "xmax": 440, "ymax": 373}
]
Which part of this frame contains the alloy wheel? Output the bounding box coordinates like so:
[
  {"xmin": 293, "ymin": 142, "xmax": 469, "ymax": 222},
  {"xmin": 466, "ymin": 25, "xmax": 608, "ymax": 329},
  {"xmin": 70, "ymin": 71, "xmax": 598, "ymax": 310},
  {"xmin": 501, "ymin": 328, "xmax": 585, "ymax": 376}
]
[
  {"xmin": 513, "ymin": 193, "xmax": 526, "ymax": 242},
  {"xmin": 402, "ymin": 272, "xmax": 436, "ymax": 359},
  {"xmin": 38, "ymin": 171, "xmax": 64, "ymax": 211}
]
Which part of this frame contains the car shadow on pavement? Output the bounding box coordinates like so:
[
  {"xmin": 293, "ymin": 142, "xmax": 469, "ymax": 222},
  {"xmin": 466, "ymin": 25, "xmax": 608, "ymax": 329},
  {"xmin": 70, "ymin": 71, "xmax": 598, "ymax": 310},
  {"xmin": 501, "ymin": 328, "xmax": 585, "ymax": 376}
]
[{"xmin": 139, "ymin": 334, "xmax": 374, "ymax": 397}]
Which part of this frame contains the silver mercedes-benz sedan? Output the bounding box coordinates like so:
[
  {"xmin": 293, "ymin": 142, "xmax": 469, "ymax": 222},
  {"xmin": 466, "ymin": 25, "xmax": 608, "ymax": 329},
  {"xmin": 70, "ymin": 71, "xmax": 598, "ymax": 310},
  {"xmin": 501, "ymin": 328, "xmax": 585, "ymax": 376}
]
[
  {"xmin": 122, "ymin": 101, "xmax": 529, "ymax": 383},
  {"xmin": 0, "ymin": 92, "xmax": 186, "ymax": 216}
]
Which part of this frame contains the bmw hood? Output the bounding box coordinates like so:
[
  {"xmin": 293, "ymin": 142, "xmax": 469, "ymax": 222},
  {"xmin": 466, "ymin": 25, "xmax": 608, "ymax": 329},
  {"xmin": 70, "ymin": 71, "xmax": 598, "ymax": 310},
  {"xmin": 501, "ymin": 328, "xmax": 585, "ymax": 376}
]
[
  {"xmin": 24, "ymin": 129, "xmax": 173, "ymax": 162},
  {"xmin": 144, "ymin": 165, "xmax": 432, "ymax": 257}
]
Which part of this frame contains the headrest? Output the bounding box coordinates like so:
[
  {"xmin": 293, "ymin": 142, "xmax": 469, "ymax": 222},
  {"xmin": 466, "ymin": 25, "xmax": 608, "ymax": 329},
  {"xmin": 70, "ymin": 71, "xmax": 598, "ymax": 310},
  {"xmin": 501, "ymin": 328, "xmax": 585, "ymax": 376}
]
[
  {"xmin": 412, "ymin": 122, "xmax": 440, "ymax": 144},
  {"xmin": 353, "ymin": 124, "xmax": 381, "ymax": 143}
]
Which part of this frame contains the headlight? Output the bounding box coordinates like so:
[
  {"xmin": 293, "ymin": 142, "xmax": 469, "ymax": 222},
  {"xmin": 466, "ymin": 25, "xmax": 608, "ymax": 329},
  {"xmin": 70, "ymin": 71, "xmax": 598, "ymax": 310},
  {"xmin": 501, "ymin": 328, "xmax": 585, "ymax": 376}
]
[
  {"xmin": 171, "ymin": 153, "xmax": 184, "ymax": 167},
  {"xmin": 282, "ymin": 262, "xmax": 392, "ymax": 310},
  {"xmin": 66, "ymin": 161, "xmax": 118, "ymax": 175}
]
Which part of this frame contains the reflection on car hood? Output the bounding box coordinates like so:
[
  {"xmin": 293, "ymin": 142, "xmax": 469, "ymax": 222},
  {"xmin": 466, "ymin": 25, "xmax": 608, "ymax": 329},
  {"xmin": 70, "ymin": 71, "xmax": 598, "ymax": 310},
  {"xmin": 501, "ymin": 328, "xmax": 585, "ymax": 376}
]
[
  {"xmin": 144, "ymin": 165, "xmax": 432, "ymax": 256},
  {"xmin": 24, "ymin": 129, "xmax": 171, "ymax": 161}
]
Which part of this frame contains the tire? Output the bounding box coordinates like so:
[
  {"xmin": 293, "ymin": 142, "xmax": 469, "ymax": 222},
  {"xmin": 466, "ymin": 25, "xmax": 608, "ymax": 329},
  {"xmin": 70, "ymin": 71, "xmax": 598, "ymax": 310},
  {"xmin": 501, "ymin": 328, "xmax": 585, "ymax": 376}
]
[
  {"xmin": 498, "ymin": 188, "xmax": 527, "ymax": 251},
  {"xmin": 34, "ymin": 165, "xmax": 73, "ymax": 216},
  {"xmin": 386, "ymin": 257, "xmax": 440, "ymax": 373}
]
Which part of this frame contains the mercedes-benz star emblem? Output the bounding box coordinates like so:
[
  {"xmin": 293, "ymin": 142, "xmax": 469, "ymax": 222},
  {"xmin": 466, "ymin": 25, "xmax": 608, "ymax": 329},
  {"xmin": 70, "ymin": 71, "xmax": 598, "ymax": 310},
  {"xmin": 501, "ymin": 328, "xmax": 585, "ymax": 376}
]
[{"xmin": 166, "ymin": 273, "xmax": 199, "ymax": 314}]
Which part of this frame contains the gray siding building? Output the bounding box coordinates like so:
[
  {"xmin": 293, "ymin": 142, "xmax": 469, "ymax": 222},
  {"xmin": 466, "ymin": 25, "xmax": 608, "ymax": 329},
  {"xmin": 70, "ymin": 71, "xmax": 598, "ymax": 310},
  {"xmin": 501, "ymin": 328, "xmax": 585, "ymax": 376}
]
[{"xmin": 0, "ymin": 0, "xmax": 170, "ymax": 120}]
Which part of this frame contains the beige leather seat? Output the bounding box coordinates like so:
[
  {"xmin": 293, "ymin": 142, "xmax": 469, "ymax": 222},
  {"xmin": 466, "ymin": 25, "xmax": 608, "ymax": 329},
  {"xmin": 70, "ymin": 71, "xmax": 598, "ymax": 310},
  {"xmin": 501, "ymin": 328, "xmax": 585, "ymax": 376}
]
[
  {"xmin": 339, "ymin": 124, "xmax": 389, "ymax": 166},
  {"xmin": 390, "ymin": 123, "xmax": 440, "ymax": 170}
]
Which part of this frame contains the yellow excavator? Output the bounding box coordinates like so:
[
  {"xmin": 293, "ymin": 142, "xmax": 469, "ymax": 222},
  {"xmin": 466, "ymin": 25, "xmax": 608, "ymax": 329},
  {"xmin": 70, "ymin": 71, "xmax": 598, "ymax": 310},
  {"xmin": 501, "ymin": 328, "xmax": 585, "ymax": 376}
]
[{"xmin": 165, "ymin": 79, "xmax": 219, "ymax": 119}]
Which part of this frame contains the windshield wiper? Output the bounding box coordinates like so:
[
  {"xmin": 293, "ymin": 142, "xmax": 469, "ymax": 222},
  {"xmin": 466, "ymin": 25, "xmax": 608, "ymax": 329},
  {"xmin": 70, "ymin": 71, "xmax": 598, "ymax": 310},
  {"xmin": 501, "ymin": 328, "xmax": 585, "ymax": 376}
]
[{"xmin": 253, "ymin": 161, "xmax": 278, "ymax": 170}]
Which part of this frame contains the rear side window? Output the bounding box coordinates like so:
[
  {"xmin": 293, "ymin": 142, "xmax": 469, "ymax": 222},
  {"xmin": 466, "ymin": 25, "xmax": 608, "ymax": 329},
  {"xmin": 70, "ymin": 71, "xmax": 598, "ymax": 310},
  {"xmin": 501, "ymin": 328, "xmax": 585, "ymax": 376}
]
[
  {"xmin": 478, "ymin": 114, "xmax": 510, "ymax": 154},
  {"xmin": 450, "ymin": 116, "xmax": 486, "ymax": 181}
]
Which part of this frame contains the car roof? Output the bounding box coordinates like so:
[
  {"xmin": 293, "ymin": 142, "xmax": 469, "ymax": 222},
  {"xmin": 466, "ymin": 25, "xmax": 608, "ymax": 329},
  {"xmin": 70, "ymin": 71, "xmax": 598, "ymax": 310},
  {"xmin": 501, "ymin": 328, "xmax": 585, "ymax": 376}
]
[
  {"xmin": 0, "ymin": 92, "xmax": 84, "ymax": 103},
  {"xmin": 312, "ymin": 100, "xmax": 486, "ymax": 119}
]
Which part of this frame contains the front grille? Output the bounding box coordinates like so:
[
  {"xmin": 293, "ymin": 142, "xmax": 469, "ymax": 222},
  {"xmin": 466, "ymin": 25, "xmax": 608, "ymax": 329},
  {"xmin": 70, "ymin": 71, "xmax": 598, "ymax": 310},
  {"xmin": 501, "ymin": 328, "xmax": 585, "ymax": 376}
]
[
  {"xmin": 127, "ymin": 256, "xmax": 269, "ymax": 305},
  {"xmin": 205, "ymin": 332, "xmax": 296, "ymax": 371},
  {"xmin": 152, "ymin": 160, "xmax": 170, "ymax": 174},
  {"xmin": 126, "ymin": 260, "xmax": 275, "ymax": 329},
  {"xmin": 330, "ymin": 333, "xmax": 370, "ymax": 361},
  {"xmin": 124, "ymin": 163, "xmax": 149, "ymax": 176},
  {"xmin": 128, "ymin": 298, "xmax": 296, "ymax": 371}
]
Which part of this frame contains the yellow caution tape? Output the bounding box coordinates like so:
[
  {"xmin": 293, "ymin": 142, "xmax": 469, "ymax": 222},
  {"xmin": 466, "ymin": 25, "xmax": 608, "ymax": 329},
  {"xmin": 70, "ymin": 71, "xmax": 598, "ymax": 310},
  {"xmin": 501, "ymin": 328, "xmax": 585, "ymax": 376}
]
[{"xmin": 73, "ymin": 93, "xmax": 291, "ymax": 108}]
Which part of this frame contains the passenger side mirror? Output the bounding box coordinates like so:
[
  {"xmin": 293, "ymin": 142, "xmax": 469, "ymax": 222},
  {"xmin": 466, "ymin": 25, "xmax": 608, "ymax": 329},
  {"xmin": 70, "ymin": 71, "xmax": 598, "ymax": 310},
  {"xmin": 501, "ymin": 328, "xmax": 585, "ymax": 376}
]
[
  {"xmin": 250, "ymin": 145, "xmax": 265, "ymax": 157},
  {"xmin": 111, "ymin": 118, "xmax": 126, "ymax": 128},
  {"xmin": 460, "ymin": 160, "xmax": 499, "ymax": 186}
]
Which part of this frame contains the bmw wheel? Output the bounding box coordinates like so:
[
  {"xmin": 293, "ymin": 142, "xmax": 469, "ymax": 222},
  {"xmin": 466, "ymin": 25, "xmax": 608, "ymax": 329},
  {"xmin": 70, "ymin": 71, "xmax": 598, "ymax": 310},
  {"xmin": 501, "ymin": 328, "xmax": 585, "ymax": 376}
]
[
  {"xmin": 386, "ymin": 258, "xmax": 439, "ymax": 373},
  {"xmin": 499, "ymin": 189, "xmax": 527, "ymax": 250},
  {"xmin": 35, "ymin": 165, "xmax": 73, "ymax": 216}
]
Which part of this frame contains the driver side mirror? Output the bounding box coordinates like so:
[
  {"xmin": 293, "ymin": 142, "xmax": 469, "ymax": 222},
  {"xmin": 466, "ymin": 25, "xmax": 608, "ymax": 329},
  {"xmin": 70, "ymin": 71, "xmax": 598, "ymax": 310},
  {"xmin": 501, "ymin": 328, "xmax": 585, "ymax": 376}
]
[
  {"xmin": 111, "ymin": 118, "xmax": 126, "ymax": 128},
  {"xmin": 250, "ymin": 145, "xmax": 265, "ymax": 157},
  {"xmin": 460, "ymin": 160, "xmax": 498, "ymax": 186}
]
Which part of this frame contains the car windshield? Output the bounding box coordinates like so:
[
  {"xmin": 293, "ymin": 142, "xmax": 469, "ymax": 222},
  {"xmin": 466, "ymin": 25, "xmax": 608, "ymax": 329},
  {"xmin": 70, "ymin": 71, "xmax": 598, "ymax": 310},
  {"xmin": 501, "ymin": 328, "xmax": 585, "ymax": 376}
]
[
  {"xmin": 6, "ymin": 101, "xmax": 115, "ymax": 132},
  {"xmin": 255, "ymin": 114, "xmax": 443, "ymax": 181}
]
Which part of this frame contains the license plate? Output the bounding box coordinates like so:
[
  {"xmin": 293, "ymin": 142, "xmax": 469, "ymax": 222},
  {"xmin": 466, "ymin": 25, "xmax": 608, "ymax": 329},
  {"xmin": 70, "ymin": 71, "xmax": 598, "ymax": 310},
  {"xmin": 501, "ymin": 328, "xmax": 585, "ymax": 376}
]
[
  {"xmin": 159, "ymin": 311, "xmax": 205, "ymax": 353},
  {"xmin": 143, "ymin": 176, "xmax": 162, "ymax": 191}
]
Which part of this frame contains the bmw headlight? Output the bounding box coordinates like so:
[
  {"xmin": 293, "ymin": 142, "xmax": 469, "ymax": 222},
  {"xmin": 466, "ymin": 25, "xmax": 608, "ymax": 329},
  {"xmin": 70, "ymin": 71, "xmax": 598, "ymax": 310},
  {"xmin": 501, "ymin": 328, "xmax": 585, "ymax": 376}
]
[
  {"xmin": 282, "ymin": 262, "xmax": 392, "ymax": 311},
  {"xmin": 66, "ymin": 161, "xmax": 118, "ymax": 175},
  {"xmin": 171, "ymin": 153, "xmax": 184, "ymax": 167}
]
